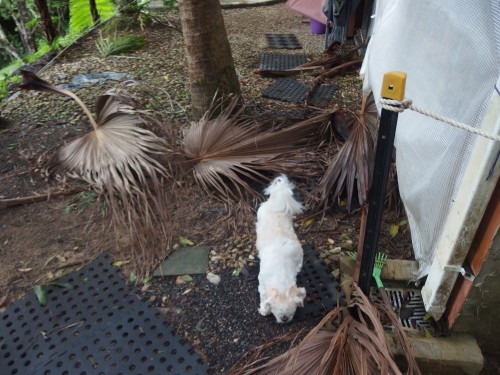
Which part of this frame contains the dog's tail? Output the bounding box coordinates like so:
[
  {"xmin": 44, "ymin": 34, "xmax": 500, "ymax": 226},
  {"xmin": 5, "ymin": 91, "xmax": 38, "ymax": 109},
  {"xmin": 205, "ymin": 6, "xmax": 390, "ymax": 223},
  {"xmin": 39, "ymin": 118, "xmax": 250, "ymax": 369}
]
[{"xmin": 264, "ymin": 175, "xmax": 304, "ymax": 215}]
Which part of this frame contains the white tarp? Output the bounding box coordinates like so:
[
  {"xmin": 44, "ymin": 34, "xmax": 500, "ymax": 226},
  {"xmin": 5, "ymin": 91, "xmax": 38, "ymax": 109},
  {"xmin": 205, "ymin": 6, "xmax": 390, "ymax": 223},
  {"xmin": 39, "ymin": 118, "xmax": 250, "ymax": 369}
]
[{"xmin": 360, "ymin": 0, "xmax": 500, "ymax": 278}]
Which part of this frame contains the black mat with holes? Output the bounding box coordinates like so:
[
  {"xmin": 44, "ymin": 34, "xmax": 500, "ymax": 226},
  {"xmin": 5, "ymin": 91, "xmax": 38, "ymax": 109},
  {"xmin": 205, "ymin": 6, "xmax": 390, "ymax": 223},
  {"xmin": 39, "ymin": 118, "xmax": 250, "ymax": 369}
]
[
  {"xmin": 262, "ymin": 78, "xmax": 308, "ymax": 103},
  {"xmin": 295, "ymin": 245, "xmax": 345, "ymax": 320},
  {"xmin": 259, "ymin": 53, "xmax": 308, "ymax": 71},
  {"xmin": 307, "ymin": 84, "xmax": 338, "ymax": 107},
  {"xmin": 0, "ymin": 253, "xmax": 211, "ymax": 375},
  {"xmin": 265, "ymin": 34, "xmax": 302, "ymax": 49}
]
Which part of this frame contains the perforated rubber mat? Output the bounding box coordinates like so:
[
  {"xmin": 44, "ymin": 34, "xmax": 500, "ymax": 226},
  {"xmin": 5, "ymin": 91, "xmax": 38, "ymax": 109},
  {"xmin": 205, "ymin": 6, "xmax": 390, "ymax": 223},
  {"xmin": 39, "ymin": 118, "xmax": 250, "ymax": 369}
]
[
  {"xmin": 265, "ymin": 34, "xmax": 302, "ymax": 49},
  {"xmin": 295, "ymin": 245, "xmax": 345, "ymax": 320},
  {"xmin": 0, "ymin": 253, "xmax": 211, "ymax": 375},
  {"xmin": 259, "ymin": 53, "xmax": 308, "ymax": 71},
  {"xmin": 307, "ymin": 84, "xmax": 338, "ymax": 107},
  {"xmin": 261, "ymin": 79, "xmax": 308, "ymax": 103}
]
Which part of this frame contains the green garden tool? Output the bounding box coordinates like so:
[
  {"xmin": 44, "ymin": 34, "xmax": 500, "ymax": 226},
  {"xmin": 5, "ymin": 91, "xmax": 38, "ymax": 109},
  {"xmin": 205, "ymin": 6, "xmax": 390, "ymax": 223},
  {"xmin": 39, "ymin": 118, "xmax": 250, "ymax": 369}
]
[{"xmin": 347, "ymin": 251, "xmax": 388, "ymax": 288}]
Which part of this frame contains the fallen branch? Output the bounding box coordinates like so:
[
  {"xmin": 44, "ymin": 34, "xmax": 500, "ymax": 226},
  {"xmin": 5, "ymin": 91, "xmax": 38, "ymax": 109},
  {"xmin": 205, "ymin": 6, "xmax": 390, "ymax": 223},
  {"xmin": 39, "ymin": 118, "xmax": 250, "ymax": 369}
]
[
  {"xmin": 253, "ymin": 66, "xmax": 321, "ymax": 78},
  {"xmin": 0, "ymin": 186, "xmax": 89, "ymax": 208},
  {"xmin": 307, "ymin": 59, "xmax": 364, "ymax": 100},
  {"xmin": 313, "ymin": 58, "xmax": 363, "ymax": 84}
]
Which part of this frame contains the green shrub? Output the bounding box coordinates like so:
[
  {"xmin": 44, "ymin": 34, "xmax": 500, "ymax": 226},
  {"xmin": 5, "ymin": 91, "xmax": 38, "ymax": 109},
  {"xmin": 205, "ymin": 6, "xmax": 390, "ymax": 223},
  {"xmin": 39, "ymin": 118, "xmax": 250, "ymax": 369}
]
[
  {"xmin": 0, "ymin": 74, "xmax": 21, "ymax": 100},
  {"xmin": 162, "ymin": 0, "xmax": 178, "ymax": 10},
  {"xmin": 95, "ymin": 32, "xmax": 147, "ymax": 57}
]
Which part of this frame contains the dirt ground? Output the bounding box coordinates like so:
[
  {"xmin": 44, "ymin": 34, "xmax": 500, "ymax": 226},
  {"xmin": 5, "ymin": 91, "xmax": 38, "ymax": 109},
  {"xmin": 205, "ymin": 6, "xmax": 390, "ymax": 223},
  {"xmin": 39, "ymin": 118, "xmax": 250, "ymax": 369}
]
[{"xmin": 0, "ymin": 4, "xmax": 416, "ymax": 374}]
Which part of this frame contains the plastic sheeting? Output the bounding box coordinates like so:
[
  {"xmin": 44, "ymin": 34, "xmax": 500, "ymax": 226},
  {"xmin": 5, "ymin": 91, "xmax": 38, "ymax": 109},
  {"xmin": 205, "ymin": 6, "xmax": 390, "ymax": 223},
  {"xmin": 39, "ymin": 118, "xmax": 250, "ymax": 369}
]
[
  {"xmin": 284, "ymin": 0, "xmax": 327, "ymax": 24},
  {"xmin": 360, "ymin": 0, "xmax": 500, "ymax": 278}
]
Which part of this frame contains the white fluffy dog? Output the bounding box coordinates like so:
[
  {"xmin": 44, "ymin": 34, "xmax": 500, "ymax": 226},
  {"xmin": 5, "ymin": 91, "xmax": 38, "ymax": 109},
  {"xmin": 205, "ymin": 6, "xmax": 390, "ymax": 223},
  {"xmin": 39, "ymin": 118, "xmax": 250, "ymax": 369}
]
[{"xmin": 256, "ymin": 175, "xmax": 306, "ymax": 323}]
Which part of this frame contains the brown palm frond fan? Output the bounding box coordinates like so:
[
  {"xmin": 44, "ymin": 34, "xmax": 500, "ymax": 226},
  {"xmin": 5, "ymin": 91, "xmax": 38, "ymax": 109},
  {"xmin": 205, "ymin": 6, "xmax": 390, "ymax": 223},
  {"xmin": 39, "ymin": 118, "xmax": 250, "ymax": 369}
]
[
  {"xmin": 229, "ymin": 285, "xmax": 420, "ymax": 375},
  {"xmin": 316, "ymin": 92, "xmax": 379, "ymax": 212},
  {"xmin": 182, "ymin": 96, "xmax": 332, "ymax": 204},
  {"xmin": 18, "ymin": 70, "xmax": 172, "ymax": 274}
]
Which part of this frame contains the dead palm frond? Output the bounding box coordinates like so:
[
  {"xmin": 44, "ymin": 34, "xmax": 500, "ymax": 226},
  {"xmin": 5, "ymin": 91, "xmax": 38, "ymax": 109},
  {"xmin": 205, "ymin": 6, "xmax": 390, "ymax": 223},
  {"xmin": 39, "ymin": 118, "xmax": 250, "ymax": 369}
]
[
  {"xmin": 18, "ymin": 70, "xmax": 172, "ymax": 273},
  {"xmin": 182, "ymin": 96, "xmax": 333, "ymax": 203},
  {"xmin": 316, "ymin": 93, "xmax": 379, "ymax": 212},
  {"xmin": 238, "ymin": 285, "xmax": 421, "ymax": 375}
]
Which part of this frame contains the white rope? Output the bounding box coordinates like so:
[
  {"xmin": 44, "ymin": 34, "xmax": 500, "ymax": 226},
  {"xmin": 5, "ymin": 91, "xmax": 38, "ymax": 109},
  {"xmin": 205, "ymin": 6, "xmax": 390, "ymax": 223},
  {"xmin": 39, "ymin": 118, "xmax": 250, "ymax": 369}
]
[{"xmin": 379, "ymin": 97, "xmax": 500, "ymax": 142}]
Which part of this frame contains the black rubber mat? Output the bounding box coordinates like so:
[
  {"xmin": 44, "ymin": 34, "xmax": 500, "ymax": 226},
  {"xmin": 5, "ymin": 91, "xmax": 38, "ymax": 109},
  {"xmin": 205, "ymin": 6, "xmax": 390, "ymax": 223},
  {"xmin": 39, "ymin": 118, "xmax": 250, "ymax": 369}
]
[
  {"xmin": 307, "ymin": 84, "xmax": 338, "ymax": 107},
  {"xmin": 295, "ymin": 245, "xmax": 345, "ymax": 320},
  {"xmin": 0, "ymin": 253, "xmax": 211, "ymax": 375},
  {"xmin": 259, "ymin": 53, "xmax": 308, "ymax": 71},
  {"xmin": 265, "ymin": 34, "xmax": 302, "ymax": 49},
  {"xmin": 262, "ymin": 78, "xmax": 308, "ymax": 103}
]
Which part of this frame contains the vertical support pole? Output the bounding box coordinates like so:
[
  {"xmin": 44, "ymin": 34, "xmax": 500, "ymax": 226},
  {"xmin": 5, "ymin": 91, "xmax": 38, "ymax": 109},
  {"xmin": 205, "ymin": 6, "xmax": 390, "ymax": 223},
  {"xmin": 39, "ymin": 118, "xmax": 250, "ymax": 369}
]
[{"xmin": 358, "ymin": 71, "xmax": 407, "ymax": 296}]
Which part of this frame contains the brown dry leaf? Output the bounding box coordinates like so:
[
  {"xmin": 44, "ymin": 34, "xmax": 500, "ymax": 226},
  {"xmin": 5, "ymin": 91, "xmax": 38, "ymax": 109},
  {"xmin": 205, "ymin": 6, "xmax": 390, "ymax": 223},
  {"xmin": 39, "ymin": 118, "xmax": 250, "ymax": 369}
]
[
  {"xmin": 316, "ymin": 92, "xmax": 379, "ymax": 212},
  {"xmin": 182, "ymin": 96, "xmax": 332, "ymax": 203},
  {"xmin": 0, "ymin": 294, "xmax": 9, "ymax": 312}
]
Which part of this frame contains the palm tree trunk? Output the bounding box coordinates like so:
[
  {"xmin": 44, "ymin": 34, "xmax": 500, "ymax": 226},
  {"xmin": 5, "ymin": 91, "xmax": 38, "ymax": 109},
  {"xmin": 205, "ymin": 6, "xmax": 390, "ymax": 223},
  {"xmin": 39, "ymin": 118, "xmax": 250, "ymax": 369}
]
[
  {"xmin": 88, "ymin": 0, "xmax": 100, "ymax": 23},
  {"xmin": 15, "ymin": 0, "xmax": 37, "ymax": 54},
  {"xmin": 34, "ymin": 0, "xmax": 58, "ymax": 44},
  {"xmin": 179, "ymin": 0, "xmax": 240, "ymax": 120}
]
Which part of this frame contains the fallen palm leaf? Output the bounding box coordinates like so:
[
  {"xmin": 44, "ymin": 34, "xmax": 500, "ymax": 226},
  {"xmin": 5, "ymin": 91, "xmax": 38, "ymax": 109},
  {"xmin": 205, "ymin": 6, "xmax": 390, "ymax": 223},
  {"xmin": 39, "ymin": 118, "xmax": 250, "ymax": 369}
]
[
  {"xmin": 182, "ymin": 96, "xmax": 332, "ymax": 203},
  {"xmin": 316, "ymin": 93, "xmax": 379, "ymax": 211},
  {"xmin": 239, "ymin": 285, "xmax": 421, "ymax": 375},
  {"xmin": 18, "ymin": 70, "xmax": 173, "ymax": 274}
]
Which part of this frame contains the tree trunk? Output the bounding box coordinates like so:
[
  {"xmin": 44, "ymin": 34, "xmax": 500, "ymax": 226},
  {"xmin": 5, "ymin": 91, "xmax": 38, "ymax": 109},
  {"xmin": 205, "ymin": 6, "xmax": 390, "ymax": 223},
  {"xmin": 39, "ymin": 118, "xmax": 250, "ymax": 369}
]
[
  {"xmin": 179, "ymin": 0, "xmax": 240, "ymax": 119},
  {"xmin": 15, "ymin": 0, "xmax": 37, "ymax": 54},
  {"xmin": 0, "ymin": 24, "xmax": 24, "ymax": 62},
  {"xmin": 88, "ymin": 0, "xmax": 100, "ymax": 23},
  {"xmin": 34, "ymin": 0, "xmax": 57, "ymax": 44}
]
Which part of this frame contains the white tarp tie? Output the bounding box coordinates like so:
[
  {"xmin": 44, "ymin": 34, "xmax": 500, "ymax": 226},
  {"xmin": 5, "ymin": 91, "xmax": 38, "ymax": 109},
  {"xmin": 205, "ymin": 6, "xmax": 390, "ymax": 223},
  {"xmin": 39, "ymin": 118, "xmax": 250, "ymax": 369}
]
[{"xmin": 379, "ymin": 97, "xmax": 500, "ymax": 142}]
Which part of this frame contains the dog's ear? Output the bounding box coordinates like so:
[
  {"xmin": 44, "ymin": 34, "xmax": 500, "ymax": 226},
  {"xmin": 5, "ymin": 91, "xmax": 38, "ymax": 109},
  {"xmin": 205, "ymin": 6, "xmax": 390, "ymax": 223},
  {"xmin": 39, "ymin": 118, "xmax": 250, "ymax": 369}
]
[{"xmin": 291, "ymin": 286, "xmax": 306, "ymax": 307}]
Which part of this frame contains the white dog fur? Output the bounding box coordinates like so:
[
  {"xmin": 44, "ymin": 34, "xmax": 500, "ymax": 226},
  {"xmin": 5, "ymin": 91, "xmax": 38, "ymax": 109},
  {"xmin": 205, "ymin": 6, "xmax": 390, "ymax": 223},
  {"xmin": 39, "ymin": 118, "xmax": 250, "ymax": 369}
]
[{"xmin": 256, "ymin": 174, "xmax": 306, "ymax": 323}]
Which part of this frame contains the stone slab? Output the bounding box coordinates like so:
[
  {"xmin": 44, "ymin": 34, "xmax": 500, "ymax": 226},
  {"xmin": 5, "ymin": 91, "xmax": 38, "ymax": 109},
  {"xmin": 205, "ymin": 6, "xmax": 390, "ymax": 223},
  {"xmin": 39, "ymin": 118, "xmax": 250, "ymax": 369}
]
[
  {"xmin": 386, "ymin": 333, "xmax": 484, "ymax": 375},
  {"xmin": 154, "ymin": 246, "xmax": 211, "ymax": 276}
]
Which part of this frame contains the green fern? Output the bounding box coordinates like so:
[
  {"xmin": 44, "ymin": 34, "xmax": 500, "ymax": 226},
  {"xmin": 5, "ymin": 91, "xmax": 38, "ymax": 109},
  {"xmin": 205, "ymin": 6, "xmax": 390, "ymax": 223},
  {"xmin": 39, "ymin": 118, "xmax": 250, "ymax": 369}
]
[
  {"xmin": 69, "ymin": 0, "xmax": 116, "ymax": 34},
  {"xmin": 95, "ymin": 32, "xmax": 147, "ymax": 57}
]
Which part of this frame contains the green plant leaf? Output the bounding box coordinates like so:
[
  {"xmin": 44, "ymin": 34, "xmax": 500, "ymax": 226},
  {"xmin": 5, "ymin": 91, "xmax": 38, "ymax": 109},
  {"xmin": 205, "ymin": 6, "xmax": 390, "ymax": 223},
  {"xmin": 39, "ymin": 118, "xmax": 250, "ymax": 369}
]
[
  {"xmin": 179, "ymin": 236, "xmax": 194, "ymax": 246},
  {"xmin": 48, "ymin": 282, "xmax": 74, "ymax": 289},
  {"xmin": 112, "ymin": 260, "xmax": 131, "ymax": 267},
  {"xmin": 129, "ymin": 272, "xmax": 137, "ymax": 282},
  {"xmin": 423, "ymin": 312, "xmax": 433, "ymax": 321},
  {"xmin": 398, "ymin": 220, "xmax": 408, "ymax": 226},
  {"xmin": 232, "ymin": 268, "xmax": 241, "ymax": 277},
  {"xmin": 34, "ymin": 285, "xmax": 47, "ymax": 306},
  {"xmin": 182, "ymin": 275, "xmax": 193, "ymax": 282},
  {"xmin": 142, "ymin": 277, "xmax": 152, "ymax": 284},
  {"xmin": 389, "ymin": 224, "xmax": 399, "ymax": 237}
]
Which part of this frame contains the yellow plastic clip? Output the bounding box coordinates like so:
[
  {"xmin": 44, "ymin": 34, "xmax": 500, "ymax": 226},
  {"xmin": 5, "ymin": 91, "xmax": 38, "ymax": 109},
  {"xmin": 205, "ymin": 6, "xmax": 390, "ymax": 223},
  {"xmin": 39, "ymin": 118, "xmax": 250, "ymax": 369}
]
[{"xmin": 380, "ymin": 71, "xmax": 407, "ymax": 100}]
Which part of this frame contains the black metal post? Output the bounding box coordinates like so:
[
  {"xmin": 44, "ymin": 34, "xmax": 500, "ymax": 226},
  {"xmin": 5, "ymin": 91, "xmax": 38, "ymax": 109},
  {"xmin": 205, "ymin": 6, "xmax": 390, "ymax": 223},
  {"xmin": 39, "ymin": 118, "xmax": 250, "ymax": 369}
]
[{"xmin": 358, "ymin": 97, "xmax": 401, "ymax": 296}]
